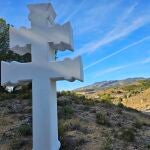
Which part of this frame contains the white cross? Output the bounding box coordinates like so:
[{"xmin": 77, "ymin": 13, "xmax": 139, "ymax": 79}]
[{"xmin": 1, "ymin": 3, "xmax": 83, "ymax": 150}]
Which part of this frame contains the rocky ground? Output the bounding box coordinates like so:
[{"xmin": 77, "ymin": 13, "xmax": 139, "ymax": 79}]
[{"xmin": 0, "ymin": 92, "xmax": 150, "ymax": 150}]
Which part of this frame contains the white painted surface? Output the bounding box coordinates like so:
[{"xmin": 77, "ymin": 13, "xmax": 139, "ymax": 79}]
[{"xmin": 1, "ymin": 3, "xmax": 83, "ymax": 150}]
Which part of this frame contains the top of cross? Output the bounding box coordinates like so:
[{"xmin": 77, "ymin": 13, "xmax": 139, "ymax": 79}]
[
  {"xmin": 28, "ymin": 3, "xmax": 56, "ymax": 28},
  {"xmin": 9, "ymin": 3, "xmax": 74, "ymax": 55}
]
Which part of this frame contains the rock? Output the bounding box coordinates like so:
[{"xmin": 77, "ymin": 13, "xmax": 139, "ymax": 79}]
[{"xmin": 21, "ymin": 115, "xmax": 32, "ymax": 126}]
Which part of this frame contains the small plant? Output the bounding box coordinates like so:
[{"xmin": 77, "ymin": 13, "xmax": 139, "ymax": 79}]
[
  {"xmin": 58, "ymin": 99, "xmax": 72, "ymax": 106},
  {"xmin": 61, "ymin": 106, "xmax": 74, "ymax": 119},
  {"xmin": 120, "ymin": 127, "xmax": 135, "ymax": 142},
  {"xmin": 123, "ymin": 94, "xmax": 127, "ymax": 99},
  {"xmin": 61, "ymin": 135, "xmax": 85, "ymax": 150},
  {"xmin": 96, "ymin": 113, "xmax": 110, "ymax": 126},
  {"xmin": 117, "ymin": 102, "xmax": 124, "ymax": 108},
  {"xmin": 133, "ymin": 120, "xmax": 142, "ymax": 129},
  {"xmin": 17, "ymin": 92, "xmax": 32, "ymax": 99},
  {"xmin": 9, "ymin": 139, "xmax": 26, "ymax": 150},
  {"xmin": 118, "ymin": 97, "xmax": 123, "ymax": 102},
  {"xmin": 98, "ymin": 94, "xmax": 113, "ymax": 104},
  {"xmin": 82, "ymin": 99, "xmax": 95, "ymax": 105},
  {"xmin": 116, "ymin": 108, "xmax": 123, "ymax": 114},
  {"xmin": 58, "ymin": 120, "xmax": 68, "ymax": 138},
  {"xmin": 146, "ymin": 144, "xmax": 150, "ymax": 149},
  {"xmin": 17, "ymin": 124, "xmax": 32, "ymax": 136},
  {"xmin": 101, "ymin": 136, "xmax": 112, "ymax": 150},
  {"xmin": 83, "ymin": 106, "xmax": 90, "ymax": 111},
  {"xmin": 0, "ymin": 93, "xmax": 16, "ymax": 101}
]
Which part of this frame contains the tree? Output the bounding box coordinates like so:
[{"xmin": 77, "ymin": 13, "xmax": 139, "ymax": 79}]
[
  {"xmin": 0, "ymin": 18, "xmax": 31, "ymax": 92},
  {"xmin": 0, "ymin": 18, "xmax": 9, "ymax": 51},
  {"xmin": 0, "ymin": 18, "xmax": 31, "ymax": 62}
]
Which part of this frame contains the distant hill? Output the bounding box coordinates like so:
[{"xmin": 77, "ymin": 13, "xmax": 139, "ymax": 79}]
[{"xmin": 75, "ymin": 77, "xmax": 149, "ymax": 92}]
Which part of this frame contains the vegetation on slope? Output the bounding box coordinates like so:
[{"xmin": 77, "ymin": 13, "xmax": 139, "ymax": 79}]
[
  {"xmin": 77, "ymin": 79, "xmax": 150, "ymax": 112},
  {"xmin": 0, "ymin": 90, "xmax": 150, "ymax": 150}
]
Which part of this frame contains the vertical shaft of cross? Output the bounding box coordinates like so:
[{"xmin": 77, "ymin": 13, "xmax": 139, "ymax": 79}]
[
  {"xmin": 32, "ymin": 44, "xmax": 60, "ymax": 150},
  {"xmin": 32, "ymin": 79, "xmax": 60, "ymax": 150}
]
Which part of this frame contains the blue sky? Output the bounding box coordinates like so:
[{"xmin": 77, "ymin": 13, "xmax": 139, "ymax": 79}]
[{"xmin": 0, "ymin": 0, "xmax": 150, "ymax": 90}]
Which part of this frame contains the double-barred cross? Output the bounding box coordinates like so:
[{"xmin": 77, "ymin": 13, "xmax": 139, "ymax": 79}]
[{"xmin": 1, "ymin": 3, "xmax": 83, "ymax": 150}]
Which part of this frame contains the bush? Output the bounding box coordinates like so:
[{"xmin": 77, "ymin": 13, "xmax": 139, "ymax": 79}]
[
  {"xmin": 117, "ymin": 102, "xmax": 124, "ymax": 108},
  {"xmin": 57, "ymin": 91, "xmax": 96, "ymax": 105},
  {"xmin": 17, "ymin": 124, "xmax": 32, "ymax": 136},
  {"xmin": 101, "ymin": 137, "xmax": 112, "ymax": 150},
  {"xmin": 9, "ymin": 139, "xmax": 26, "ymax": 150},
  {"xmin": 83, "ymin": 106, "xmax": 90, "ymax": 111},
  {"xmin": 120, "ymin": 127, "xmax": 135, "ymax": 142},
  {"xmin": 96, "ymin": 113, "xmax": 110, "ymax": 126},
  {"xmin": 98, "ymin": 94, "xmax": 113, "ymax": 104},
  {"xmin": 145, "ymin": 144, "xmax": 150, "ymax": 149},
  {"xmin": 58, "ymin": 119, "xmax": 81, "ymax": 138},
  {"xmin": 0, "ymin": 93, "xmax": 16, "ymax": 101},
  {"xmin": 58, "ymin": 120, "xmax": 68, "ymax": 138},
  {"xmin": 19, "ymin": 92, "xmax": 32, "ymax": 99},
  {"xmin": 139, "ymin": 80, "xmax": 150, "ymax": 89},
  {"xmin": 61, "ymin": 106, "xmax": 74, "ymax": 119},
  {"xmin": 133, "ymin": 120, "xmax": 143, "ymax": 129}
]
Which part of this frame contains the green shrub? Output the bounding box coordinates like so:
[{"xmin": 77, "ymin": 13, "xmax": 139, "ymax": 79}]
[
  {"xmin": 101, "ymin": 137, "xmax": 112, "ymax": 150},
  {"xmin": 83, "ymin": 106, "xmax": 90, "ymax": 111},
  {"xmin": 146, "ymin": 144, "xmax": 150, "ymax": 149},
  {"xmin": 117, "ymin": 103, "xmax": 139, "ymax": 113},
  {"xmin": 123, "ymin": 94, "xmax": 127, "ymax": 99},
  {"xmin": 61, "ymin": 106, "xmax": 74, "ymax": 119},
  {"xmin": 57, "ymin": 91, "xmax": 96, "ymax": 105},
  {"xmin": 0, "ymin": 93, "xmax": 16, "ymax": 101},
  {"xmin": 17, "ymin": 124, "xmax": 32, "ymax": 136},
  {"xmin": 118, "ymin": 97, "xmax": 123, "ymax": 102},
  {"xmin": 98, "ymin": 94, "xmax": 113, "ymax": 104},
  {"xmin": 117, "ymin": 102, "xmax": 124, "ymax": 108},
  {"xmin": 139, "ymin": 80, "xmax": 150, "ymax": 89},
  {"xmin": 120, "ymin": 127, "xmax": 135, "ymax": 142},
  {"xmin": 9, "ymin": 139, "xmax": 26, "ymax": 150},
  {"xmin": 17, "ymin": 92, "xmax": 32, "ymax": 99},
  {"xmin": 133, "ymin": 120, "xmax": 142, "ymax": 129},
  {"xmin": 96, "ymin": 113, "xmax": 110, "ymax": 126},
  {"xmin": 58, "ymin": 119, "xmax": 81, "ymax": 138},
  {"xmin": 116, "ymin": 108, "xmax": 123, "ymax": 114},
  {"xmin": 58, "ymin": 120, "xmax": 68, "ymax": 138},
  {"xmin": 82, "ymin": 99, "xmax": 95, "ymax": 105}
]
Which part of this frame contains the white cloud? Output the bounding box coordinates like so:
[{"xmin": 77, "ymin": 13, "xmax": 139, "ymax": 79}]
[
  {"xmin": 84, "ymin": 36, "xmax": 150, "ymax": 70},
  {"xmin": 140, "ymin": 57, "xmax": 150, "ymax": 64},
  {"xmin": 74, "ymin": 0, "xmax": 121, "ymax": 35},
  {"xmin": 63, "ymin": 0, "xmax": 87, "ymax": 23},
  {"xmin": 95, "ymin": 57, "xmax": 150, "ymax": 77},
  {"xmin": 87, "ymin": 15, "xmax": 150, "ymax": 54},
  {"xmin": 95, "ymin": 65, "xmax": 130, "ymax": 77},
  {"xmin": 69, "ymin": 2, "xmax": 150, "ymax": 58}
]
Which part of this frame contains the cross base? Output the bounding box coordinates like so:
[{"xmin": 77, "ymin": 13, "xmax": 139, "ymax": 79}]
[{"xmin": 32, "ymin": 140, "xmax": 61, "ymax": 150}]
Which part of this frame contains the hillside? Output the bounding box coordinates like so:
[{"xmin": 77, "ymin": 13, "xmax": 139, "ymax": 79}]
[
  {"xmin": 75, "ymin": 78, "xmax": 150, "ymax": 112},
  {"xmin": 75, "ymin": 78, "xmax": 148, "ymax": 92},
  {"xmin": 122, "ymin": 88, "xmax": 150, "ymax": 112},
  {"xmin": 0, "ymin": 91, "xmax": 150, "ymax": 150}
]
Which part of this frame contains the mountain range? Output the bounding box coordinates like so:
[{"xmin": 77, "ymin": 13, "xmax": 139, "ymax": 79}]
[{"xmin": 75, "ymin": 77, "xmax": 149, "ymax": 92}]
